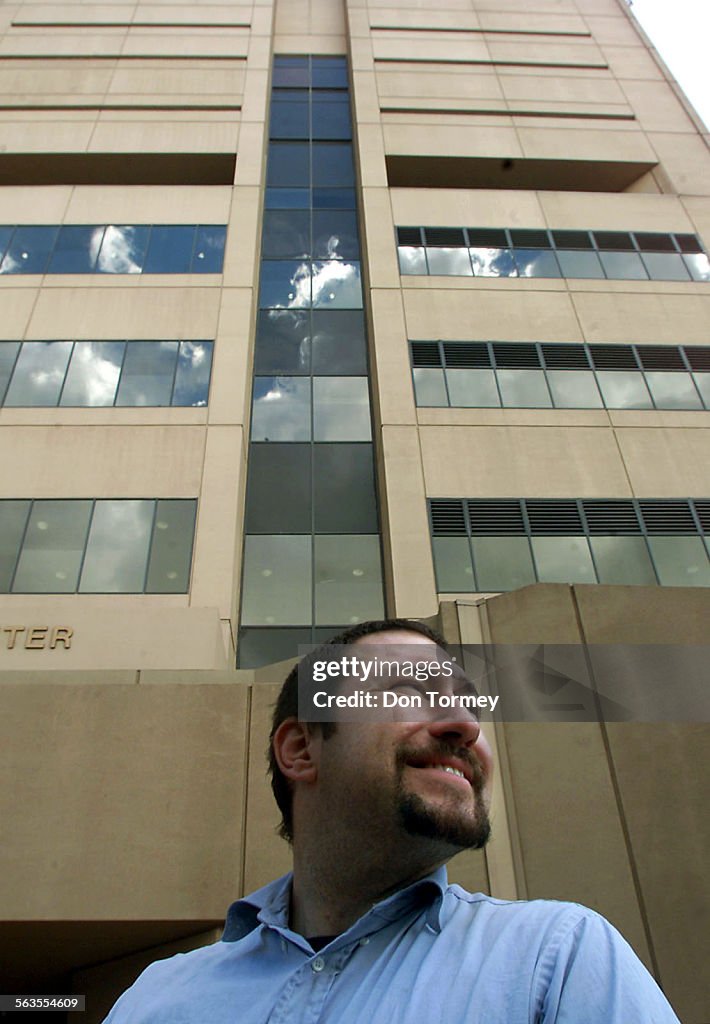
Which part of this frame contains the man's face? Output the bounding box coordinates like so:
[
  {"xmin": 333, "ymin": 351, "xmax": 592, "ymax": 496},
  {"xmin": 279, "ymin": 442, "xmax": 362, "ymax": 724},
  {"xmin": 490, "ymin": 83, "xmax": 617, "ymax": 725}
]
[{"xmin": 312, "ymin": 630, "xmax": 493, "ymax": 855}]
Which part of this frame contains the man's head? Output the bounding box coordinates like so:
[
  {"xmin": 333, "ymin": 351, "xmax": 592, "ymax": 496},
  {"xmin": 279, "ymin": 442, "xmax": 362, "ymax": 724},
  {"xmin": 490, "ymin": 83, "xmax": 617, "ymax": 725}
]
[{"xmin": 269, "ymin": 619, "xmax": 493, "ymax": 861}]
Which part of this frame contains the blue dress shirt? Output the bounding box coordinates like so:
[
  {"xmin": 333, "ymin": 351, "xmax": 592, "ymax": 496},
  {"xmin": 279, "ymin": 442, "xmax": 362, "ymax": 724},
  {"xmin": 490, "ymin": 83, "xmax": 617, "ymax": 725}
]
[{"xmin": 104, "ymin": 867, "xmax": 680, "ymax": 1023}]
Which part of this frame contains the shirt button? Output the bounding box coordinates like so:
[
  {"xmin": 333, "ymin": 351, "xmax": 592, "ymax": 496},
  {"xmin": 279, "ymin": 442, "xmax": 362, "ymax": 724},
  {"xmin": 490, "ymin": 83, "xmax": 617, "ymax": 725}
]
[{"xmin": 312, "ymin": 957, "xmax": 325, "ymax": 973}]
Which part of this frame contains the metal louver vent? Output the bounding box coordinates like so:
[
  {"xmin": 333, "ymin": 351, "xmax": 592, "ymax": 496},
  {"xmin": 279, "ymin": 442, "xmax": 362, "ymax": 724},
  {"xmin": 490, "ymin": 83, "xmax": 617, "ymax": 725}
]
[
  {"xmin": 492, "ymin": 343, "xmax": 541, "ymax": 368},
  {"xmin": 397, "ymin": 227, "xmax": 422, "ymax": 246},
  {"xmin": 411, "ymin": 342, "xmax": 442, "ymax": 367},
  {"xmin": 442, "ymin": 342, "xmax": 491, "ymax": 368},
  {"xmin": 467, "ymin": 500, "xmax": 525, "ymax": 535},
  {"xmin": 693, "ymin": 500, "xmax": 710, "ymax": 533},
  {"xmin": 541, "ymin": 343, "xmax": 591, "ymax": 368},
  {"xmin": 639, "ymin": 500, "xmax": 695, "ymax": 534},
  {"xmin": 430, "ymin": 500, "xmax": 466, "ymax": 536},
  {"xmin": 635, "ymin": 345, "xmax": 685, "ymax": 370},
  {"xmin": 582, "ymin": 500, "xmax": 641, "ymax": 534},
  {"xmin": 526, "ymin": 500, "xmax": 583, "ymax": 535},
  {"xmin": 683, "ymin": 346, "xmax": 710, "ymax": 371},
  {"xmin": 424, "ymin": 227, "xmax": 465, "ymax": 247},
  {"xmin": 589, "ymin": 344, "xmax": 638, "ymax": 369}
]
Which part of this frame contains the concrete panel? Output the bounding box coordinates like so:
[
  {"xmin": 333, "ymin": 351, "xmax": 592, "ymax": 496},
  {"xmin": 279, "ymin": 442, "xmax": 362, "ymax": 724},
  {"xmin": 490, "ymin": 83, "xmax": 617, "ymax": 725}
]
[
  {"xmin": 189, "ymin": 424, "xmax": 244, "ymax": 624},
  {"xmin": 538, "ymin": 191, "xmax": 690, "ymax": 231},
  {"xmin": 391, "ymin": 187, "xmax": 544, "ymax": 227},
  {"xmin": 362, "ymin": 187, "xmax": 399, "ymax": 288},
  {"xmin": 372, "ymin": 37, "xmax": 489, "ymax": 62},
  {"xmin": 0, "ymin": 606, "xmax": 227, "ymax": 671},
  {"xmin": 209, "ymin": 288, "xmax": 254, "ymax": 426},
  {"xmin": 369, "ymin": 8, "xmax": 480, "ymax": 30},
  {"xmin": 403, "ymin": 288, "xmax": 581, "ymax": 342},
  {"xmin": 605, "ymin": 724, "xmax": 710, "ymax": 1024},
  {"xmin": 243, "ymin": 682, "xmax": 293, "ymax": 893},
  {"xmin": 620, "ymin": 79, "xmax": 696, "ymax": 133},
  {"xmin": 484, "ymin": 583, "xmax": 581, "ymax": 644},
  {"xmin": 376, "ymin": 69, "xmax": 502, "ymax": 101},
  {"xmin": 222, "ymin": 186, "xmax": 259, "ymax": 289},
  {"xmin": 615, "ymin": 426, "xmax": 710, "ymax": 497},
  {"xmin": 0, "ymin": 683, "xmax": 248, "ymax": 918},
  {"xmin": 0, "ymin": 120, "xmax": 95, "ymax": 151},
  {"xmin": 419, "ymin": 424, "xmax": 630, "ymax": 497},
  {"xmin": 381, "ymin": 424, "xmax": 438, "ymax": 618},
  {"xmin": 487, "ymin": 39, "xmax": 604, "ymax": 65},
  {"xmin": 682, "ymin": 196, "xmax": 710, "ymax": 252},
  {"xmin": 601, "ymin": 44, "xmax": 662, "ymax": 81},
  {"xmin": 501, "ymin": 722, "xmax": 651, "ymax": 967},
  {"xmin": 356, "ymin": 121, "xmax": 388, "ymax": 187},
  {"xmin": 370, "ymin": 287, "xmax": 417, "ymax": 424},
  {"xmin": 65, "ymin": 184, "xmax": 232, "ymax": 223},
  {"xmin": 582, "ymin": 15, "xmax": 643, "ymax": 45},
  {"xmin": 647, "ymin": 133, "xmax": 710, "ymax": 197},
  {"xmin": 0, "ymin": 424, "xmax": 206, "ymax": 496},
  {"xmin": 499, "ymin": 73, "xmax": 625, "ymax": 105},
  {"xmin": 518, "ymin": 126, "xmax": 656, "ymax": 163},
  {"xmin": 88, "ymin": 119, "xmax": 239, "ymax": 153},
  {"xmin": 107, "ymin": 65, "xmax": 245, "ymax": 97},
  {"xmin": 384, "ymin": 122, "xmax": 523, "ymax": 159},
  {"xmin": 572, "ymin": 291, "xmax": 710, "ymax": 345},
  {"xmin": 27, "ymin": 286, "xmax": 221, "ymax": 339},
  {"xmin": 0, "ymin": 288, "xmax": 40, "ymax": 338},
  {"xmin": 573, "ymin": 584, "xmax": 710, "ymax": 644}
]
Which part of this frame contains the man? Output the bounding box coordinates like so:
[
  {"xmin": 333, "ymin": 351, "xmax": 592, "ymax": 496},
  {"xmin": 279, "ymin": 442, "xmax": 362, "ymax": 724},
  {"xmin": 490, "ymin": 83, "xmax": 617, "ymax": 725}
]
[{"xmin": 104, "ymin": 618, "xmax": 680, "ymax": 1023}]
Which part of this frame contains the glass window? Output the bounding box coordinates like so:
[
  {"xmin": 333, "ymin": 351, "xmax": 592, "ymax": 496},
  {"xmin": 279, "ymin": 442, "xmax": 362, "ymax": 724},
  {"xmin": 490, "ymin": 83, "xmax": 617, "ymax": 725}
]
[
  {"xmin": 547, "ymin": 370, "xmax": 603, "ymax": 409},
  {"xmin": 60, "ymin": 341, "xmax": 125, "ymax": 407},
  {"xmin": 692, "ymin": 373, "xmax": 710, "ymax": 407},
  {"xmin": 470, "ymin": 247, "xmax": 517, "ymax": 277},
  {"xmin": 647, "ymin": 536, "xmax": 710, "ymax": 587},
  {"xmin": 241, "ymin": 534, "xmax": 312, "ymax": 625},
  {"xmin": 0, "ymin": 500, "xmax": 30, "ymax": 591},
  {"xmin": 267, "ymin": 143, "xmax": 310, "ymax": 187},
  {"xmin": 497, "ymin": 369, "xmax": 552, "ymax": 407},
  {"xmin": 143, "ymin": 226, "xmax": 195, "ymax": 273},
  {"xmin": 254, "ymin": 310, "xmax": 311, "ymax": 374},
  {"xmin": 513, "ymin": 249, "xmax": 562, "ymax": 278},
  {"xmin": 97, "ymin": 225, "xmax": 149, "ymax": 274},
  {"xmin": 0, "ymin": 225, "xmax": 58, "ymax": 275},
  {"xmin": 245, "ymin": 443, "xmax": 312, "ymax": 533},
  {"xmin": 425, "ymin": 247, "xmax": 473, "ymax": 276},
  {"xmin": 555, "ymin": 251, "xmax": 605, "ymax": 278},
  {"xmin": 270, "ymin": 98, "xmax": 309, "ymax": 139},
  {"xmin": 266, "ymin": 188, "xmax": 311, "ymax": 209},
  {"xmin": 683, "ymin": 253, "xmax": 710, "ymax": 281},
  {"xmin": 311, "ymin": 310, "xmax": 367, "ymax": 374},
  {"xmin": 598, "ymin": 251, "xmax": 648, "ymax": 280},
  {"xmin": 644, "ymin": 372, "xmax": 702, "ymax": 410},
  {"xmin": 79, "ymin": 499, "xmax": 153, "ymax": 592},
  {"xmin": 145, "ymin": 499, "xmax": 196, "ymax": 593},
  {"xmin": 311, "ymin": 65, "xmax": 348, "ymax": 88},
  {"xmin": 0, "ymin": 342, "xmax": 21, "ymax": 403},
  {"xmin": 312, "ymin": 98, "xmax": 352, "ymax": 139},
  {"xmin": 590, "ymin": 536, "xmax": 657, "ymax": 585},
  {"xmin": 115, "ymin": 342, "xmax": 178, "ymax": 406},
  {"xmin": 172, "ymin": 341, "xmax": 212, "ymax": 406},
  {"xmin": 12, "ymin": 500, "xmax": 92, "ymax": 593},
  {"xmin": 531, "ymin": 536, "xmax": 597, "ymax": 583},
  {"xmin": 313, "ymin": 443, "xmax": 379, "ymax": 533},
  {"xmin": 251, "ymin": 376, "xmax": 311, "ymax": 441},
  {"xmin": 262, "ymin": 209, "xmax": 311, "ymax": 258},
  {"xmin": 312, "ymin": 143, "xmax": 354, "ymax": 187},
  {"xmin": 314, "ymin": 534, "xmax": 383, "ymax": 625},
  {"xmin": 312, "ymin": 260, "xmax": 362, "ymax": 308},
  {"xmin": 313, "ymin": 188, "xmax": 356, "ymax": 209},
  {"xmin": 238, "ymin": 627, "xmax": 313, "ymax": 669},
  {"xmin": 432, "ymin": 537, "xmax": 474, "ymax": 591},
  {"xmin": 472, "ymin": 536, "xmax": 537, "ymax": 591},
  {"xmin": 312, "ymin": 210, "xmax": 359, "ymax": 259},
  {"xmin": 445, "ymin": 368, "xmax": 500, "ymax": 407},
  {"xmin": 398, "ymin": 246, "xmax": 427, "ymax": 275},
  {"xmin": 192, "ymin": 226, "xmax": 226, "ymax": 272},
  {"xmin": 48, "ymin": 225, "xmax": 103, "ymax": 273},
  {"xmin": 313, "ymin": 376, "xmax": 371, "ymax": 441},
  {"xmin": 260, "ymin": 260, "xmax": 312, "ymax": 308},
  {"xmin": 4, "ymin": 341, "xmax": 73, "ymax": 406},
  {"xmin": 272, "ymin": 65, "xmax": 310, "ymax": 88},
  {"xmin": 0, "ymin": 226, "xmax": 12, "ymax": 262},
  {"xmin": 413, "ymin": 367, "xmax": 448, "ymax": 406},
  {"xmin": 640, "ymin": 253, "xmax": 690, "ymax": 281},
  {"xmin": 596, "ymin": 370, "xmax": 653, "ymax": 409}
]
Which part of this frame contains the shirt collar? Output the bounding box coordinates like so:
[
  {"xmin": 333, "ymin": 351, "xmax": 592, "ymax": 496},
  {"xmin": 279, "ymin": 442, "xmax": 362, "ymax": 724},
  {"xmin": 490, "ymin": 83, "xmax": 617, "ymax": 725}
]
[{"xmin": 222, "ymin": 865, "xmax": 448, "ymax": 943}]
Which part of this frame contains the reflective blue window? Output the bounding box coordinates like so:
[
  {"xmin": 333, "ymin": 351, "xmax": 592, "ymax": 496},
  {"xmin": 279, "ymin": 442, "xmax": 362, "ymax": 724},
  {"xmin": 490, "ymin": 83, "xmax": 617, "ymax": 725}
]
[
  {"xmin": 143, "ymin": 225, "xmax": 195, "ymax": 273},
  {"xmin": 268, "ymin": 143, "xmax": 310, "ymax": 186},
  {"xmin": 312, "ymin": 98, "xmax": 351, "ymax": 139},
  {"xmin": 0, "ymin": 226, "xmax": 12, "ymax": 262},
  {"xmin": 270, "ymin": 98, "xmax": 310, "ymax": 139},
  {"xmin": 172, "ymin": 341, "xmax": 213, "ymax": 406},
  {"xmin": 192, "ymin": 225, "xmax": 226, "ymax": 272},
  {"xmin": 97, "ymin": 225, "xmax": 150, "ymax": 274},
  {"xmin": 0, "ymin": 226, "xmax": 58, "ymax": 274},
  {"xmin": 312, "ymin": 188, "xmax": 356, "ymax": 209},
  {"xmin": 260, "ymin": 260, "xmax": 312, "ymax": 308},
  {"xmin": 48, "ymin": 225, "xmax": 103, "ymax": 273},
  {"xmin": 0, "ymin": 342, "xmax": 20, "ymax": 403},
  {"xmin": 266, "ymin": 188, "xmax": 311, "ymax": 209},
  {"xmin": 312, "ymin": 143, "xmax": 354, "ymax": 187}
]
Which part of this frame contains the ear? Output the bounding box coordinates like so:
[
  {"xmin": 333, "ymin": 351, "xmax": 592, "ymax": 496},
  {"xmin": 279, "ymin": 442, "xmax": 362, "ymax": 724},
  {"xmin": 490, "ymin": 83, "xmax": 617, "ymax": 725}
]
[{"xmin": 272, "ymin": 718, "xmax": 320, "ymax": 785}]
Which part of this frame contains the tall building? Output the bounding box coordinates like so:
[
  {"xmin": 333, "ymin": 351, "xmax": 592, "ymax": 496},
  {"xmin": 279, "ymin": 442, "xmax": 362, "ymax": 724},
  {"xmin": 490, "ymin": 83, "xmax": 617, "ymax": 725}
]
[{"xmin": 0, "ymin": 0, "xmax": 708, "ymax": 1020}]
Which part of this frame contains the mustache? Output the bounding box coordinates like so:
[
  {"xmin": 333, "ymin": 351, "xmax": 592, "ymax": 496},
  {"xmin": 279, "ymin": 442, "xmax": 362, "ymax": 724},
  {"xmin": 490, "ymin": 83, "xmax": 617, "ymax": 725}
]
[{"xmin": 395, "ymin": 739, "xmax": 487, "ymax": 794}]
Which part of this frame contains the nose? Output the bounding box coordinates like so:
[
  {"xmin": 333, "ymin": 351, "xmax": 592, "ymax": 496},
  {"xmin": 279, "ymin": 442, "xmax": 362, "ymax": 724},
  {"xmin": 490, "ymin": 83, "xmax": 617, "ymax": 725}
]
[{"xmin": 426, "ymin": 714, "xmax": 481, "ymax": 747}]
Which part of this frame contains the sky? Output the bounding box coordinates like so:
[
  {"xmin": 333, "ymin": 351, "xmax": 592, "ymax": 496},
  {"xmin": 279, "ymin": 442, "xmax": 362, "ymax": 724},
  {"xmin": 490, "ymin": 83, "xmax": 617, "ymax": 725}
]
[{"xmin": 628, "ymin": 0, "xmax": 710, "ymax": 129}]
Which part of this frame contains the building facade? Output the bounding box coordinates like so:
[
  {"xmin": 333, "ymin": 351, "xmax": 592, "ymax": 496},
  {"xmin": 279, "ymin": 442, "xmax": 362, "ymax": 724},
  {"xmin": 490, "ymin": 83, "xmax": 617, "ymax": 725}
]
[{"xmin": 0, "ymin": 0, "xmax": 708, "ymax": 1019}]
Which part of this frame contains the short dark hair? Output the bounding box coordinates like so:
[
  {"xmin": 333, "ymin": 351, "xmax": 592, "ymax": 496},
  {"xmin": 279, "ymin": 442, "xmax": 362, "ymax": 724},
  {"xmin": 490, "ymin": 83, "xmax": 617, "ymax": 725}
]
[{"xmin": 268, "ymin": 618, "xmax": 446, "ymax": 842}]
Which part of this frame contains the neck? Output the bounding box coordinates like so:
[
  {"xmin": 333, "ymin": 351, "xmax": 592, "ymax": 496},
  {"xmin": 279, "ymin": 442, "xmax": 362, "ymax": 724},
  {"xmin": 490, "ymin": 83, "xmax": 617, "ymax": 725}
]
[{"xmin": 289, "ymin": 828, "xmax": 450, "ymax": 937}]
